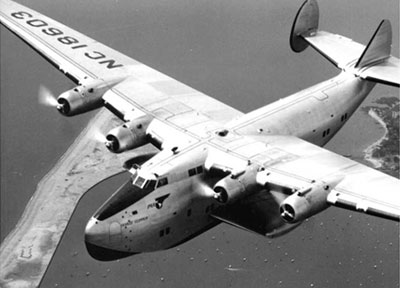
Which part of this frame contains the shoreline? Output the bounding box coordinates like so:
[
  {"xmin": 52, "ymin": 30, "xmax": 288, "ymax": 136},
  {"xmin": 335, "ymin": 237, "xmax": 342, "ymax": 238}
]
[
  {"xmin": 0, "ymin": 109, "xmax": 150, "ymax": 288},
  {"xmin": 363, "ymin": 109, "xmax": 389, "ymax": 169}
]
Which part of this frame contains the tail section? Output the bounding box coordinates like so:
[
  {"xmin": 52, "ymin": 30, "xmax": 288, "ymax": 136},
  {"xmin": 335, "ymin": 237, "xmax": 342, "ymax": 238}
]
[
  {"xmin": 291, "ymin": 0, "xmax": 400, "ymax": 87},
  {"xmin": 355, "ymin": 20, "xmax": 391, "ymax": 68},
  {"xmin": 290, "ymin": 0, "xmax": 319, "ymax": 53}
]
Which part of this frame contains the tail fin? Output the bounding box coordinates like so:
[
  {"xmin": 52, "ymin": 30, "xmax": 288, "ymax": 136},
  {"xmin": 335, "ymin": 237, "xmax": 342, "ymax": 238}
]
[
  {"xmin": 291, "ymin": 0, "xmax": 400, "ymax": 87},
  {"xmin": 290, "ymin": 0, "xmax": 319, "ymax": 53},
  {"xmin": 355, "ymin": 20, "xmax": 391, "ymax": 68}
]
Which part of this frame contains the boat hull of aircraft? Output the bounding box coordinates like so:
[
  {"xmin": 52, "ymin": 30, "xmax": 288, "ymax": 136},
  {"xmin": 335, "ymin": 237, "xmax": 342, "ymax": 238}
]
[
  {"xmin": 84, "ymin": 74, "xmax": 377, "ymax": 258},
  {"xmin": 1, "ymin": 0, "xmax": 399, "ymax": 265}
]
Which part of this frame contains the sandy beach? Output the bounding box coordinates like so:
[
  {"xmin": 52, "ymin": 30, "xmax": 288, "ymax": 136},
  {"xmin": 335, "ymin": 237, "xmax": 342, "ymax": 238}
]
[
  {"xmin": 363, "ymin": 109, "xmax": 389, "ymax": 169},
  {"xmin": 0, "ymin": 109, "xmax": 152, "ymax": 288}
]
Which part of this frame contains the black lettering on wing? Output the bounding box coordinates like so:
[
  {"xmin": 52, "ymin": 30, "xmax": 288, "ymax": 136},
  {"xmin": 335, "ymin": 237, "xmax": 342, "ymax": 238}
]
[
  {"xmin": 99, "ymin": 59, "xmax": 123, "ymax": 69},
  {"xmin": 27, "ymin": 19, "xmax": 47, "ymax": 27},
  {"xmin": 42, "ymin": 27, "xmax": 63, "ymax": 36},
  {"xmin": 11, "ymin": 11, "xmax": 32, "ymax": 19},
  {"xmin": 10, "ymin": 11, "xmax": 124, "ymax": 70},
  {"xmin": 85, "ymin": 51, "xmax": 106, "ymax": 60},
  {"xmin": 58, "ymin": 36, "xmax": 79, "ymax": 45},
  {"xmin": 71, "ymin": 44, "xmax": 88, "ymax": 49}
]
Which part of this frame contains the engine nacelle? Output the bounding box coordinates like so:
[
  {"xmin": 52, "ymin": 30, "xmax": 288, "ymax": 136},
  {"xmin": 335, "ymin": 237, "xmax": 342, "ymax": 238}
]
[
  {"xmin": 105, "ymin": 115, "xmax": 153, "ymax": 153},
  {"xmin": 279, "ymin": 176, "xmax": 344, "ymax": 223},
  {"xmin": 213, "ymin": 165, "xmax": 260, "ymax": 204},
  {"xmin": 57, "ymin": 77, "xmax": 124, "ymax": 116}
]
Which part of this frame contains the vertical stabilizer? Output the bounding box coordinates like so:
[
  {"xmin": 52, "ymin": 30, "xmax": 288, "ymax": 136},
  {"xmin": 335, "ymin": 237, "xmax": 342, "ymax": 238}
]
[
  {"xmin": 290, "ymin": 0, "xmax": 319, "ymax": 53},
  {"xmin": 355, "ymin": 20, "xmax": 392, "ymax": 68},
  {"xmin": 290, "ymin": 1, "xmax": 399, "ymax": 87}
]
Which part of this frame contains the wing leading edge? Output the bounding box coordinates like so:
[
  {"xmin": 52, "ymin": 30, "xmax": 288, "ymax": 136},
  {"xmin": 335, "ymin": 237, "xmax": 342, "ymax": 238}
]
[
  {"xmin": 207, "ymin": 134, "xmax": 400, "ymax": 223},
  {"xmin": 0, "ymin": 0, "xmax": 242, "ymax": 136}
]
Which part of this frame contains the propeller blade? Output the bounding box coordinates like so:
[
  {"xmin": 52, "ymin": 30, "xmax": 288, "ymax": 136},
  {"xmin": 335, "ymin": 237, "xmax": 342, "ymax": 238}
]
[
  {"xmin": 199, "ymin": 183, "xmax": 217, "ymax": 198},
  {"xmin": 38, "ymin": 85, "xmax": 58, "ymax": 107},
  {"xmin": 92, "ymin": 126, "xmax": 107, "ymax": 144}
]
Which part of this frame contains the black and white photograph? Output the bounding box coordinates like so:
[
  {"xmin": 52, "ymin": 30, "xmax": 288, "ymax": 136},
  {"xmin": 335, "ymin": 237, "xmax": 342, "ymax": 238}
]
[{"xmin": 1, "ymin": 0, "xmax": 399, "ymax": 287}]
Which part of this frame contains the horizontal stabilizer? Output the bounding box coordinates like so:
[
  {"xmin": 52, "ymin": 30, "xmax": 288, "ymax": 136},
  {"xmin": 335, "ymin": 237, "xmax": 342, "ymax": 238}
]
[
  {"xmin": 359, "ymin": 56, "xmax": 400, "ymax": 87},
  {"xmin": 291, "ymin": 1, "xmax": 400, "ymax": 87}
]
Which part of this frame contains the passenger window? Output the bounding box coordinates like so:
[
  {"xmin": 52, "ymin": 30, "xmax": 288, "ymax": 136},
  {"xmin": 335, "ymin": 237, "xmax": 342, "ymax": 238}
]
[
  {"xmin": 166, "ymin": 227, "xmax": 170, "ymax": 235},
  {"xmin": 196, "ymin": 166, "xmax": 203, "ymax": 174},
  {"xmin": 188, "ymin": 168, "xmax": 196, "ymax": 177},
  {"xmin": 159, "ymin": 230, "xmax": 164, "ymax": 237}
]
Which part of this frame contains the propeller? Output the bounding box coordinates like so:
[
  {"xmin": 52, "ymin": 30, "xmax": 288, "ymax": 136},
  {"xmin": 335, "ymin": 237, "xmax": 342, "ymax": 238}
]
[
  {"xmin": 38, "ymin": 85, "xmax": 58, "ymax": 107},
  {"xmin": 92, "ymin": 126, "xmax": 119, "ymax": 151},
  {"xmin": 198, "ymin": 183, "xmax": 217, "ymax": 198},
  {"xmin": 92, "ymin": 126, "xmax": 107, "ymax": 144}
]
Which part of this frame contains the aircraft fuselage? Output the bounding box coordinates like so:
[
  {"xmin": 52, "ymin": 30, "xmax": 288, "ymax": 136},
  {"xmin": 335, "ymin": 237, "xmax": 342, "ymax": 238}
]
[{"xmin": 85, "ymin": 72, "xmax": 376, "ymax": 260}]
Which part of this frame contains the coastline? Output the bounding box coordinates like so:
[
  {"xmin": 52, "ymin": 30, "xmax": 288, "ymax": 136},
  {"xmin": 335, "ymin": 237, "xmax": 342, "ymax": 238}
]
[
  {"xmin": 363, "ymin": 109, "xmax": 389, "ymax": 169},
  {"xmin": 0, "ymin": 109, "xmax": 152, "ymax": 288}
]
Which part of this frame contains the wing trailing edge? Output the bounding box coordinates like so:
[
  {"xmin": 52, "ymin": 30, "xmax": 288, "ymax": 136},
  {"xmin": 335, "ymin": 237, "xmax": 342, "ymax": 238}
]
[{"xmin": 327, "ymin": 188, "xmax": 400, "ymax": 222}]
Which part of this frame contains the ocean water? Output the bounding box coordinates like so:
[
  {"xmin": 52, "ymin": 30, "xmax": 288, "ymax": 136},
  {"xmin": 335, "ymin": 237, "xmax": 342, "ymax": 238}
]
[{"xmin": 1, "ymin": 0, "xmax": 399, "ymax": 287}]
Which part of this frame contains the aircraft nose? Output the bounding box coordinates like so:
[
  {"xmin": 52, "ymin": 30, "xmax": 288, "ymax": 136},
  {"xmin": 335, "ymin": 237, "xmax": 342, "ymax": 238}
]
[
  {"xmin": 84, "ymin": 217, "xmax": 107, "ymax": 243},
  {"xmin": 84, "ymin": 217, "xmax": 136, "ymax": 261}
]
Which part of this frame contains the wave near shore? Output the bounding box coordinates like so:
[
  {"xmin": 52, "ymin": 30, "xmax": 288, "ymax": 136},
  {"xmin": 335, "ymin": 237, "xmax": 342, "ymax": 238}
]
[{"xmin": 363, "ymin": 109, "xmax": 389, "ymax": 169}]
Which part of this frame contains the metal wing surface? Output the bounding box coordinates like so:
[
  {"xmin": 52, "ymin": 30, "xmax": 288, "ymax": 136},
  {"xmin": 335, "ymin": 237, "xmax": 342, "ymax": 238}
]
[
  {"xmin": 0, "ymin": 0, "xmax": 242, "ymax": 137},
  {"xmin": 209, "ymin": 134, "xmax": 400, "ymax": 222},
  {"xmin": 299, "ymin": 25, "xmax": 400, "ymax": 87},
  {"xmin": 260, "ymin": 136, "xmax": 400, "ymax": 221}
]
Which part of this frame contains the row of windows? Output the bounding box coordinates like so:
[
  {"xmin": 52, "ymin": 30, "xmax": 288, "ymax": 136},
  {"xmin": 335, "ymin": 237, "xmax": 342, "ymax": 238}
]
[
  {"xmin": 322, "ymin": 128, "xmax": 331, "ymax": 138},
  {"xmin": 188, "ymin": 166, "xmax": 203, "ymax": 177},
  {"xmin": 159, "ymin": 227, "xmax": 171, "ymax": 237},
  {"xmin": 322, "ymin": 113, "xmax": 348, "ymax": 138},
  {"xmin": 132, "ymin": 175, "xmax": 168, "ymax": 191}
]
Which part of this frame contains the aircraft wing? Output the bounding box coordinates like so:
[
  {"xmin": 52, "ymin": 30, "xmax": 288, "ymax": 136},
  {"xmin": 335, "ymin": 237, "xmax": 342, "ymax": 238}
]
[
  {"xmin": 0, "ymin": 0, "xmax": 242, "ymax": 132},
  {"xmin": 208, "ymin": 135, "xmax": 400, "ymax": 223}
]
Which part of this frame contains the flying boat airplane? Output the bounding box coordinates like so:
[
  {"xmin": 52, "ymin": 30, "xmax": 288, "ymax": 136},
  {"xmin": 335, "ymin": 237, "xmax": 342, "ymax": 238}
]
[{"xmin": 1, "ymin": 0, "xmax": 399, "ymax": 262}]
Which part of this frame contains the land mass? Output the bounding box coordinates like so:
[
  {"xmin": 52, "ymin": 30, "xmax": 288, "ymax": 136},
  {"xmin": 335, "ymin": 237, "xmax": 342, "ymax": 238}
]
[
  {"xmin": 1, "ymin": 97, "xmax": 398, "ymax": 288},
  {"xmin": 362, "ymin": 96, "xmax": 400, "ymax": 178},
  {"xmin": 0, "ymin": 109, "xmax": 155, "ymax": 288}
]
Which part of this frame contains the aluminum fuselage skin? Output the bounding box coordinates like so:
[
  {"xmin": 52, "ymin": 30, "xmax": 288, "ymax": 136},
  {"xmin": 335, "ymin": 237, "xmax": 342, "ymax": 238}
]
[{"xmin": 85, "ymin": 72, "xmax": 376, "ymax": 258}]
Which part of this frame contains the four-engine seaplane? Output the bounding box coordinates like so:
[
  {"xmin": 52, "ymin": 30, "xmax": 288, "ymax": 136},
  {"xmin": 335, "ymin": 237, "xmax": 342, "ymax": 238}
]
[{"xmin": 1, "ymin": 0, "xmax": 399, "ymax": 261}]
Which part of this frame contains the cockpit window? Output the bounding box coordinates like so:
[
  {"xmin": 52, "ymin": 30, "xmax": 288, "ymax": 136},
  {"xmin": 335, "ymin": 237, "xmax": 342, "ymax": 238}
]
[
  {"xmin": 134, "ymin": 176, "xmax": 146, "ymax": 187},
  {"xmin": 156, "ymin": 177, "xmax": 168, "ymax": 188},
  {"xmin": 144, "ymin": 179, "xmax": 156, "ymax": 190},
  {"xmin": 131, "ymin": 170, "xmax": 168, "ymax": 191}
]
